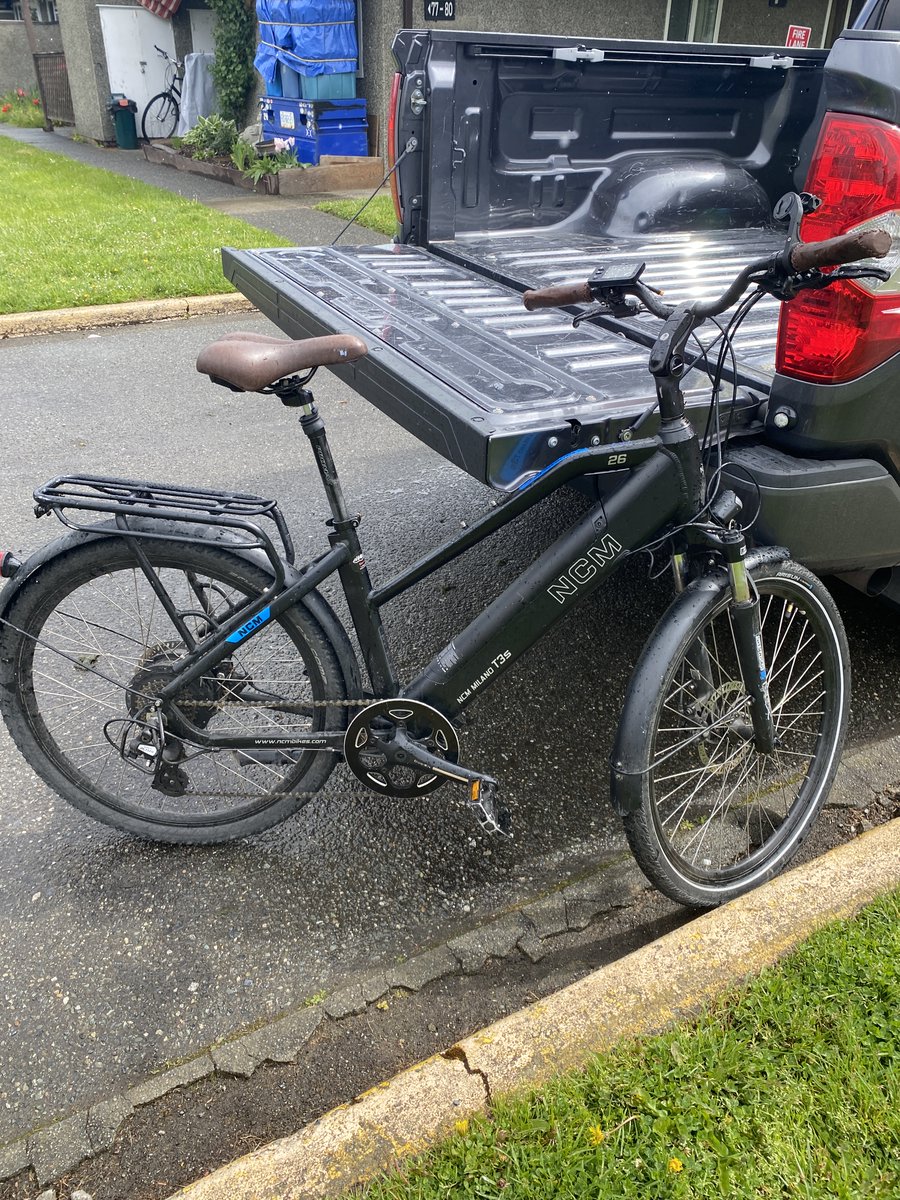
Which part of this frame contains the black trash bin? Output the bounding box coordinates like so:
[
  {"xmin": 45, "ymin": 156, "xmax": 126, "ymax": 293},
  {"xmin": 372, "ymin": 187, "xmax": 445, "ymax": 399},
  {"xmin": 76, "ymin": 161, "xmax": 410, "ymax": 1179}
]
[{"xmin": 108, "ymin": 95, "xmax": 139, "ymax": 149}]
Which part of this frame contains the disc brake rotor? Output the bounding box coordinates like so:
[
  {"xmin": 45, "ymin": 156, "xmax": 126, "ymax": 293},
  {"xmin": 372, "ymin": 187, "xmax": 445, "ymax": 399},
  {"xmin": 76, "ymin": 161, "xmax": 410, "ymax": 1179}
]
[
  {"xmin": 344, "ymin": 699, "xmax": 460, "ymax": 798},
  {"xmin": 695, "ymin": 681, "xmax": 753, "ymax": 770}
]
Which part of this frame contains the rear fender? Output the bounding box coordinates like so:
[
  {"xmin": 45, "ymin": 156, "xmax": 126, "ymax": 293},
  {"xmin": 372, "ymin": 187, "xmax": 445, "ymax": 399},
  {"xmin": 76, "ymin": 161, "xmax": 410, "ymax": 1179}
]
[{"xmin": 0, "ymin": 519, "xmax": 363, "ymax": 701}]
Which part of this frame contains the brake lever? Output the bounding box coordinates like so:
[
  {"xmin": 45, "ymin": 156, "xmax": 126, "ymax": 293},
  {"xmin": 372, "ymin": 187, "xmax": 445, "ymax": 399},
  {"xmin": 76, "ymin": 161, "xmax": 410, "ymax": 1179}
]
[
  {"xmin": 756, "ymin": 262, "xmax": 892, "ymax": 303},
  {"xmin": 572, "ymin": 297, "xmax": 642, "ymax": 325},
  {"xmin": 829, "ymin": 265, "xmax": 892, "ymax": 284}
]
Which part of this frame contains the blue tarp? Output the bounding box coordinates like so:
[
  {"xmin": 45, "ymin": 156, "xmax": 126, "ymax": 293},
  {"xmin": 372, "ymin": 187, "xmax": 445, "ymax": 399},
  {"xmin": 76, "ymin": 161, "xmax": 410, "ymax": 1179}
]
[{"xmin": 255, "ymin": 0, "xmax": 358, "ymax": 82}]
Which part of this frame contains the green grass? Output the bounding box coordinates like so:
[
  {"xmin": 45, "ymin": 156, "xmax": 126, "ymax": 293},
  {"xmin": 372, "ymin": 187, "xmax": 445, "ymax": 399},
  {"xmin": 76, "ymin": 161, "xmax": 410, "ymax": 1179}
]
[
  {"xmin": 0, "ymin": 86, "xmax": 45, "ymax": 127},
  {"xmin": 0, "ymin": 139, "xmax": 290, "ymax": 313},
  {"xmin": 315, "ymin": 193, "xmax": 396, "ymax": 237},
  {"xmin": 362, "ymin": 890, "xmax": 900, "ymax": 1199}
]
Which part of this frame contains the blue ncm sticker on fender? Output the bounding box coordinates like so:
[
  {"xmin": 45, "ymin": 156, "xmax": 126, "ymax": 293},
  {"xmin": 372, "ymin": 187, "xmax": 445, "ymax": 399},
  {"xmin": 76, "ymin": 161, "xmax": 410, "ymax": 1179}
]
[{"xmin": 226, "ymin": 607, "xmax": 271, "ymax": 644}]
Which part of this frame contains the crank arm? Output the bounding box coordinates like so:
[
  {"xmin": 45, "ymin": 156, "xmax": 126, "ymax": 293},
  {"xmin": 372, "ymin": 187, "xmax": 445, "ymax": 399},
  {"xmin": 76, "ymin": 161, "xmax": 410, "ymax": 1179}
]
[
  {"xmin": 390, "ymin": 727, "xmax": 511, "ymax": 836},
  {"xmin": 391, "ymin": 726, "xmax": 487, "ymax": 787}
]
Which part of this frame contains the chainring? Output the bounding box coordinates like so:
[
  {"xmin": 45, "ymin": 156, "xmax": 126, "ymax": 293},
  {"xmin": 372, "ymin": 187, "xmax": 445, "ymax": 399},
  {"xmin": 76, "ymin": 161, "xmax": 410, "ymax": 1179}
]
[{"xmin": 343, "ymin": 699, "xmax": 460, "ymax": 798}]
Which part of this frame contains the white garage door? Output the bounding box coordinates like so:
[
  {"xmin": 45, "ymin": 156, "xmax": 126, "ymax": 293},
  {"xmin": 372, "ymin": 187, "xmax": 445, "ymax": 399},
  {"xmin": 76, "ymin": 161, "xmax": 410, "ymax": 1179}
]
[{"xmin": 98, "ymin": 5, "xmax": 177, "ymax": 120}]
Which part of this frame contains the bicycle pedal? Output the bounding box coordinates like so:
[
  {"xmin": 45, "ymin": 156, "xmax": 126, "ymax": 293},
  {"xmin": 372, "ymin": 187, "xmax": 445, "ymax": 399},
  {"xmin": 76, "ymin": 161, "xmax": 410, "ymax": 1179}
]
[{"xmin": 468, "ymin": 778, "xmax": 512, "ymax": 838}]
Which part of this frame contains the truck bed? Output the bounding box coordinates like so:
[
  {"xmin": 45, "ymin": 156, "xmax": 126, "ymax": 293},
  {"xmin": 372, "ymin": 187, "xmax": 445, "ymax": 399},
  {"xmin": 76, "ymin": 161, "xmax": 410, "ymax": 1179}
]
[{"xmin": 225, "ymin": 227, "xmax": 781, "ymax": 490}]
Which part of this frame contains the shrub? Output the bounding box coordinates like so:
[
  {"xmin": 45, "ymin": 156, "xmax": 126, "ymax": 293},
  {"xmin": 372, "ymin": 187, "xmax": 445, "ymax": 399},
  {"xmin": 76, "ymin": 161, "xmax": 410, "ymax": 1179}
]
[
  {"xmin": 181, "ymin": 114, "xmax": 238, "ymax": 160},
  {"xmin": 206, "ymin": 0, "xmax": 256, "ymax": 127},
  {"xmin": 230, "ymin": 138, "xmax": 301, "ymax": 181}
]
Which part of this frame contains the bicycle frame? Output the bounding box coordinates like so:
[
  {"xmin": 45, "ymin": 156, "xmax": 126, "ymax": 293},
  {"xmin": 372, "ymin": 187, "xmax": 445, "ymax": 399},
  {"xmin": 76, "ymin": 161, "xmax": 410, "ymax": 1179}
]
[{"xmin": 149, "ymin": 403, "xmax": 694, "ymax": 754}]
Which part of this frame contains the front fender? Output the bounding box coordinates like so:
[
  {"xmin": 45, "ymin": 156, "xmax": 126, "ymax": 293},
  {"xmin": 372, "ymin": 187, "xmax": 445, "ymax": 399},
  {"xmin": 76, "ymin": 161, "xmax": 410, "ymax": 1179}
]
[{"xmin": 610, "ymin": 546, "xmax": 791, "ymax": 814}]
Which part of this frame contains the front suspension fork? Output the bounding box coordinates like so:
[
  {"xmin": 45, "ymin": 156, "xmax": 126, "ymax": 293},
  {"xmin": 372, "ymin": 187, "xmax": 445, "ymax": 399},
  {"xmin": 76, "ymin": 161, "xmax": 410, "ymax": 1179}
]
[{"xmin": 721, "ymin": 530, "xmax": 777, "ymax": 754}]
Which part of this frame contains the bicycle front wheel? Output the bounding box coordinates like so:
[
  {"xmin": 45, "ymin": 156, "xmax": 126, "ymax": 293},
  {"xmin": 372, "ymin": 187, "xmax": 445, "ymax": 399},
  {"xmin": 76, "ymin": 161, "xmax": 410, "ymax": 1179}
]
[
  {"xmin": 0, "ymin": 537, "xmax": 347, "ymax": 842},
  {"xmin": 141, "ymin": 92, "xmax": 179, "ymax": 140},
  {"xmin": 613, "ymin": 560, "xmax": 849, "ymax": 908}
]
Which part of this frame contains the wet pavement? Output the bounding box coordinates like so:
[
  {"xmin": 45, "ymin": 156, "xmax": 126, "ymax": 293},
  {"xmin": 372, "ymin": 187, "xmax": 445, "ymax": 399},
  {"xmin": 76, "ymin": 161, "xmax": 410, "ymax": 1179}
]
[
  {"xmin": 3, "ymin": 129, "xmax": 900, "ymax": 1154},
  {"xmin": 2, "ymin": 314, "xmax": 900, "ymax": 1149},
  {"xmin": 0, "ymin": 313, "xmax": 649, "ymax": 1143}
]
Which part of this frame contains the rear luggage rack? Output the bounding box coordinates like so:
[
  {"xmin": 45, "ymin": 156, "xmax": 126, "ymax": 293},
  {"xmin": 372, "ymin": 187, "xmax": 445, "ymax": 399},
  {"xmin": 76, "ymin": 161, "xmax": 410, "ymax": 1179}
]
[{"xmin": 34, "ymin": 475, "xmax": 295, "ymax": 582}]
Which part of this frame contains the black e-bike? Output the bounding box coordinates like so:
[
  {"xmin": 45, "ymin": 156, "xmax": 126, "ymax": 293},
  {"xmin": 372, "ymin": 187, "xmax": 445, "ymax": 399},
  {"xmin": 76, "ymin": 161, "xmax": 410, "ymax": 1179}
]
[{"xmin": 0, "ymin": 197, "xmax": 890, "ymax": 907}]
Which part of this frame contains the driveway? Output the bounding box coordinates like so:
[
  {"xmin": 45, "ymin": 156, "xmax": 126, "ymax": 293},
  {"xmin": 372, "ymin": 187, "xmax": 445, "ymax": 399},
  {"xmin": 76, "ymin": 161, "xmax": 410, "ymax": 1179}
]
[{"xmin": 1, "ymin": 312, "xmax": 899, "ymax": 1153}]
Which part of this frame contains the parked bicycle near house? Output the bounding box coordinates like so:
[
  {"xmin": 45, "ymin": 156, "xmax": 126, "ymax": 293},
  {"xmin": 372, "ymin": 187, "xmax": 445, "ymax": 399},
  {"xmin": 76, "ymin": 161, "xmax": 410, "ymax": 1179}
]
[{"xmin": 141, "ymin": 45, "xmax": 182, "ymax": 141}]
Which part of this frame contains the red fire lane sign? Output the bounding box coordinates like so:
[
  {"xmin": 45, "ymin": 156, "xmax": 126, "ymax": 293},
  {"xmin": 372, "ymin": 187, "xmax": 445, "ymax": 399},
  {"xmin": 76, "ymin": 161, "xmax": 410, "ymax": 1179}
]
[{"xmin": 786, "ymin": 24, "xmax": 812, "ymax": 48}]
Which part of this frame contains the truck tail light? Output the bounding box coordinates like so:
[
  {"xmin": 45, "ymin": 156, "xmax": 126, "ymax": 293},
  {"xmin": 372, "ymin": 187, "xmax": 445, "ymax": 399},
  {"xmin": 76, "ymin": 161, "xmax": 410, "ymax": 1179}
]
[
  {"xmin": 776, "ymin": 114, "xmax": 900, "ymax": 384},
  {"xmin": 387, "ymin": 72, "xmax": 403, "ymax": 224}
]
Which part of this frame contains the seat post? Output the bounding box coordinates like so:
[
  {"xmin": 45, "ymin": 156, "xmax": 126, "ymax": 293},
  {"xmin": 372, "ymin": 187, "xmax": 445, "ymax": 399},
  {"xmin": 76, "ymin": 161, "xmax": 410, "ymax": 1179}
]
[
  {"xmin": 297, "ymin": 395, "xmax": 400, "ymax": 697},
  {"xmin": 297, "ymin": 395, "xmax": 354, "ymax": 528}
]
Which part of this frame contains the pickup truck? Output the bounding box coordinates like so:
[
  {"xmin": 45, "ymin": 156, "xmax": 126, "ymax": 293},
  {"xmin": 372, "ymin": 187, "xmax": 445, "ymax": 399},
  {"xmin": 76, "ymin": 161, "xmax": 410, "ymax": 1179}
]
[{"xmin": 224, "ymin": 3, "xmax": 900, "ymax": 592}]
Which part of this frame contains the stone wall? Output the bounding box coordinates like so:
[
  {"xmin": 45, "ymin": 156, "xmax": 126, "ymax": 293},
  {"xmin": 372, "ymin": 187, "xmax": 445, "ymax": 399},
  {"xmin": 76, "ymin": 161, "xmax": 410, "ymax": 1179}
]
[{"xmin": 0, "ymin": 21, "xmax": 61, "ymax": 94}]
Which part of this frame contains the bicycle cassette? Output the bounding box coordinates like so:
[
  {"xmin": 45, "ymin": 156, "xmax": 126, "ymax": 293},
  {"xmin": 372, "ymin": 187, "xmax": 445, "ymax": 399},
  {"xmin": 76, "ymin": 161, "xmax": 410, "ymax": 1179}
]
[{"xmin": 343, "ymin": 699, "xmax": 460, "ymax": 797}]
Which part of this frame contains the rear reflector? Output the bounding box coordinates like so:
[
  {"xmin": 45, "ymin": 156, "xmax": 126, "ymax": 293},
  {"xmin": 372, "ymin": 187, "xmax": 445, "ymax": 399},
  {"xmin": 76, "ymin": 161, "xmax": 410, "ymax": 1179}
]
[{"xmin": 0, "ymin": 551, "xmax": 22, "ymax": 579}]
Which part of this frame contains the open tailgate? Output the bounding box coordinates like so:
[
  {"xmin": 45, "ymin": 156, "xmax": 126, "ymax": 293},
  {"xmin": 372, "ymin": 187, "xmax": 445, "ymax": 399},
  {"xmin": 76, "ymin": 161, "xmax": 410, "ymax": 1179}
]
[{"xmin": 224, "ymin": 229, "xmax": 780, "ymax": 490}]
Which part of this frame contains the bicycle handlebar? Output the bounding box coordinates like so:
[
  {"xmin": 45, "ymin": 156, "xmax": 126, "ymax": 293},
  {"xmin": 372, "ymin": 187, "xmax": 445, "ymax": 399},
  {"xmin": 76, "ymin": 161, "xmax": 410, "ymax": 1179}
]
[
  {"xmin": 789, "ymin": 227, "xmax": 891, "ymax": 272},
  {"xmin": 521, "ymin": 226, "xmax": 892, "ymax": 319},
  {"xmin": 522, "ymin": 282, "xmax": 591, "ymax": 311}
]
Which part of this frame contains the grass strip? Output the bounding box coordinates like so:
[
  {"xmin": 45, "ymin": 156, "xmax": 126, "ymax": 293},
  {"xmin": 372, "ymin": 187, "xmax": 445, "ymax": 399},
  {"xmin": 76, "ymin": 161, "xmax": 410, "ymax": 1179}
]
[
  {"xmin": 362, "ymin": 888, "xmax": 900, "ymax": 1199},
  {"xmin": 0, "ymin": 139, "xmax": 289, "ymax": 313},
  {"xmin": 315, "ymin": 193, "xmax": 396, "ymax": 237}
]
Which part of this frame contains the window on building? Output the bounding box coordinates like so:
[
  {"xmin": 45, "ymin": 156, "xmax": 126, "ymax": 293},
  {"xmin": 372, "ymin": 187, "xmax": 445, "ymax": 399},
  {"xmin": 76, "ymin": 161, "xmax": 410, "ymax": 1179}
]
[
  {"xmin": 0, "ymin": 0, "xmax": 58, "ymax": 22},
  {"xmin": 666, "ymin": 0, "xmax": 723, "ymax": 42}
]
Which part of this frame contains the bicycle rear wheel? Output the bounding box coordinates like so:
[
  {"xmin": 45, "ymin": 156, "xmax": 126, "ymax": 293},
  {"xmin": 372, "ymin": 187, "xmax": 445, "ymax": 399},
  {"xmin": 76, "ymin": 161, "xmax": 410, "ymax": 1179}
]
[
  {"xmin": 0, "ymin": 537, "xmax": 347, "ymax": 842},
  {"xmin": 141, "ymin": 92, "xmax": 179, "ymax": 140},
  {"xmin": 612, "ymin": 560, "xmax": 849, "ymax": 908}
]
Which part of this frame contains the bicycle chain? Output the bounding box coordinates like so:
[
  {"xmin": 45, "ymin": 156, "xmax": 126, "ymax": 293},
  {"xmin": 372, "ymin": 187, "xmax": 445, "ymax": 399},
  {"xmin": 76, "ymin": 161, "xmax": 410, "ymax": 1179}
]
[
  {"xmin": 0, "ymin": 613, "xmax": 465, "ymax": 803},
  {"xmin": 176, "ymin": 697, "xmax": 373, "ymax": 709}
]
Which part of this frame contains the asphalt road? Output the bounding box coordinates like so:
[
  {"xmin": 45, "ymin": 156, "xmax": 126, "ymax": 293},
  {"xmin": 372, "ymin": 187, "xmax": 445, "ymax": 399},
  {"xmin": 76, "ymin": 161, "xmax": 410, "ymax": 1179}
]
[{"xmin": 1, "ymin": 313, "xmax": 899, "ymax": 1146}]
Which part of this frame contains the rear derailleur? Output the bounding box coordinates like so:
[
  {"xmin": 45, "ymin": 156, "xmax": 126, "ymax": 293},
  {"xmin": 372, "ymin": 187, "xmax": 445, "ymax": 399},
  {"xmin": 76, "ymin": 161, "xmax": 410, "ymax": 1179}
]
[{"xmin": 103, "ymin": 709, "xmax": 191, "ymax": 796}]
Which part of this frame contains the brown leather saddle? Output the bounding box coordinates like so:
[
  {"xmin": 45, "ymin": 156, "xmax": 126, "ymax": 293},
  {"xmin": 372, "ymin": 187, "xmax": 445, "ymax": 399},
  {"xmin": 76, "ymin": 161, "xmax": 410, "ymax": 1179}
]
[{"xmin": 196, "ymin": 331, "xmax": 368, "ymax": 393}]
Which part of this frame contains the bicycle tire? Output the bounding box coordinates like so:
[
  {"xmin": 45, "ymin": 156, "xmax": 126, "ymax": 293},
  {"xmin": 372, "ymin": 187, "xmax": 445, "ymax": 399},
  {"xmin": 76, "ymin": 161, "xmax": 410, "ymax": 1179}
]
[
  {"xmin": 0, "ymin": 537, "xmax": 347, "ymax": 842},
  {"xmin": 612, "ymin": 560, "xmax": 849, "ymax": 908},
  {"xmin": 141, "ymin": 92, "xmax": 179, "ymax": 141}
]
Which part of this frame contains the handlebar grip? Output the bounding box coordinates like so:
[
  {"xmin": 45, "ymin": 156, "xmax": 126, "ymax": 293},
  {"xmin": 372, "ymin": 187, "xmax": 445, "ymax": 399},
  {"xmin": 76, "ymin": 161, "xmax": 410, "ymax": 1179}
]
[
  {"xmin": 523, "ymin": 281, "xmax": 592, "ymax": 310},
  {"xmin": 790, "ymin": 228, "xmax": 891, "ymax": 273}
]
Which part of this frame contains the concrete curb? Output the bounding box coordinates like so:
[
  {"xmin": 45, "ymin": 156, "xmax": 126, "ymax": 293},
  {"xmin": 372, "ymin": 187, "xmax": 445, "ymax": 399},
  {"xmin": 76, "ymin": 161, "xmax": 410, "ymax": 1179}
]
[
  {"xmin": 0, "ymin": 733, "xmax": 897, "ymax": 1188},
  {"xmin": 0, "ymin": 294, "xmax": 255, "ymax": 339},
  {"xmin": 168, "ymin": 817, "xmax": 900, "ymax": 1200}
]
